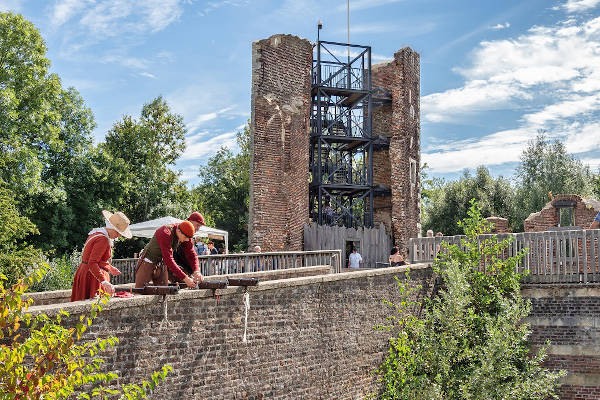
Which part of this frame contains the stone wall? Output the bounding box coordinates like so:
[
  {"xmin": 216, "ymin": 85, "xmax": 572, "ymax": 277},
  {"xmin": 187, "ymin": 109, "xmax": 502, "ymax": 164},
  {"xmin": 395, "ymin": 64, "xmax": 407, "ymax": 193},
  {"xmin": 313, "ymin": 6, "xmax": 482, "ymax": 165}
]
[
  {"xmin": 248, "ymin": 34, "xmax": 312, "ymax": 251},
  {"xmin": 524, "ymin": 284, "xmax": 600, "ymax": 399},
  {"xmin": 372, "ymin": 48, "xmax": 421, "ymax": 252},
  {"xmin": 31, "ymin": 265, "xmax": 434, "ymax": 399},
  {"xmin": 524, "ymin": 194, "xmax": 600, "ymax": 232}
]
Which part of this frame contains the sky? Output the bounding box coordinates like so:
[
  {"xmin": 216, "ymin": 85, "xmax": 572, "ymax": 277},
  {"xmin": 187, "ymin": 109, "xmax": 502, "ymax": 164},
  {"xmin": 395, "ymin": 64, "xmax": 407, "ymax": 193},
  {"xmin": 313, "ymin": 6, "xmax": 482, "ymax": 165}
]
[{"xmin": 2, "ymin": 0, "xmax": 600, "ymax": 185}]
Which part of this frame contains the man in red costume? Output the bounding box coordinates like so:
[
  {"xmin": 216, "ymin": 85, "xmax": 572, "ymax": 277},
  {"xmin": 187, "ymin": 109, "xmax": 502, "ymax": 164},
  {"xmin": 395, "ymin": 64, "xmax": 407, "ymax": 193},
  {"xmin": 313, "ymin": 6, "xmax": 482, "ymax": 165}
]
[
  {"xmin": 71, "ymin": 210, "xmax": 133, "ymax": 302},
  {"xmin": 134, "ymin": 214, "xmax": 205, "ymax": 288}
]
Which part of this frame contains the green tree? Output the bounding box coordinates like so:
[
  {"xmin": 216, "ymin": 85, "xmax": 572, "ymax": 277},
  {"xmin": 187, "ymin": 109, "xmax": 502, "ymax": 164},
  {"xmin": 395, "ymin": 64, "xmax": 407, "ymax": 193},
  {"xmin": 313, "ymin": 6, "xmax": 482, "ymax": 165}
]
[
  {"xmin": 422, "ymin": 166, "xmax": 514, "ymax": 236},
  {"xmin": 512, "ymin": 133, "xmax": 593, "ymax": 231},
  {"xmin": 101, "ymin": 96, "xmax": 189, "ymax": 223},
  {"xmin": 0, "ymin": 12, "xmax": 103, "ymax": 255},
  {"xmin": 194, "ymin": 125, "xmax": 250, "ymax": 251},
  {"xmin": 0, "ymin": 182, "xmax": 44, "ymax": 284},
  {"xmin": 375, "ymin": 201, "xmax": 565, "ymax": 399}
]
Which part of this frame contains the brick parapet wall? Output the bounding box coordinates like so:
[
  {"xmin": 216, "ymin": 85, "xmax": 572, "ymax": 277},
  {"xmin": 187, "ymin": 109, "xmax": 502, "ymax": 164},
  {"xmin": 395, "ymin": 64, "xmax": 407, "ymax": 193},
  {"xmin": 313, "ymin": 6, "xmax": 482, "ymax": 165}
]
[
  {"xmin": 372, "ymin": 48, "xmax": 421, "ymax": 252},
  {"xmin": 25, "ymin": 266, "xmax": 333, "ymax": 307},
  {"xmin": 249, "ymin": 34, "xmax": 312, "ymax": 251},
  {"xmin": 31, "ymin": 265, "xmax": 434, "ymax": 399},
  {"xmin": 524, "ymin": 194, "xmax": 600, "ymax": 232},
  {"xmin": 523, "ymin": 284, "xmax": 600, "ymax": 399}
]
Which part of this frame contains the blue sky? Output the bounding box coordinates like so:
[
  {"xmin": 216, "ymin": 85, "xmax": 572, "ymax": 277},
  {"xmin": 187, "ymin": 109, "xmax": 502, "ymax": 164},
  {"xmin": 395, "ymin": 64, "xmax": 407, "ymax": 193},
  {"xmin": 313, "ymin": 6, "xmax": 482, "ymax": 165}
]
[{"xmin": 2, "ymin": 0, "xmax": 600, "ymax": 185}]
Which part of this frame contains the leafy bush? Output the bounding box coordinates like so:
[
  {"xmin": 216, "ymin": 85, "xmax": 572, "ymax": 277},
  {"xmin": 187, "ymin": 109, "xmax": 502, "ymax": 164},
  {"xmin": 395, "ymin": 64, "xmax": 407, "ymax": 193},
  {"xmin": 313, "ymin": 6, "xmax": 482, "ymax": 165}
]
[
  {"xmin": 0, "ymin": 265, "xmax": 171, "ymax": 399},
  {"xmin": 29, "ymin": 250, "xmax": 80, "ymax": 292},
  {"xmin": 375, "ymin": 200, "xmax": 566, "ymax": 400}
]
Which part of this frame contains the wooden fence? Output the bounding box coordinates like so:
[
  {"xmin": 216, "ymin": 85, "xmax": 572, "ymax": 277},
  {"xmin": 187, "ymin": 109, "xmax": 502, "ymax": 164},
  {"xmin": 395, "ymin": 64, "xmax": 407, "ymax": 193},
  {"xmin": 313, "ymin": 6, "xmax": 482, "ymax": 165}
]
[
  {"xmin": 303, "ymin": 222, "xmax": 392, "ymax": 268},
  {"xmin": 408, "ymin": 229, "xmax": 600, "ymax": 283},
  {"xmin": 111, "ymin": 249, "xmax": 342, "ymax": 284}
]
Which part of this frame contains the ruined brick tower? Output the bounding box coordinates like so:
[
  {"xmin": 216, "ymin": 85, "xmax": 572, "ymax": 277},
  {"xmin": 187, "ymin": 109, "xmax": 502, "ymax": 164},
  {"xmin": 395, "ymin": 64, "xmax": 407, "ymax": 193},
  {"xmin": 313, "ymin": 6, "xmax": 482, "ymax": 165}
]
[
  {"xmin": 248, "ymin": 35, "xmax": 312, "ymax": 251},
  {"xmin": 372, "ymin": 48, "xmax": 421, "ymax": 251},
  {"xmin": 249, "ymin": 34, "xmax": 420, "ymax": 253}
]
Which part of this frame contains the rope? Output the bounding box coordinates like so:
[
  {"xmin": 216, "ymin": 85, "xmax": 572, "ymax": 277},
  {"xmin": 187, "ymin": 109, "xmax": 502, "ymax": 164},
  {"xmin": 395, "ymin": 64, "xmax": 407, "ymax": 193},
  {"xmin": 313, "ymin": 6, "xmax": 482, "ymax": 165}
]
[{"xmin": 242, "ymin": 291, "xmax": 250, "ymax": 343}]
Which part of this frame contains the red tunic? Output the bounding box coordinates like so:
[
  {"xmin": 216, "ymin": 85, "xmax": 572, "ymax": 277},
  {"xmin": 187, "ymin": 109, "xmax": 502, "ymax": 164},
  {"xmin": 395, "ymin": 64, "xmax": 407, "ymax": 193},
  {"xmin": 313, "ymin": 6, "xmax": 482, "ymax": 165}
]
[
  {"xmin": 70, "ymin": 232, "xmax": 112, "ymax": 301},
  {"xmin": 154, "ymin": 223, "xmax": 199, "ymax": 281}
]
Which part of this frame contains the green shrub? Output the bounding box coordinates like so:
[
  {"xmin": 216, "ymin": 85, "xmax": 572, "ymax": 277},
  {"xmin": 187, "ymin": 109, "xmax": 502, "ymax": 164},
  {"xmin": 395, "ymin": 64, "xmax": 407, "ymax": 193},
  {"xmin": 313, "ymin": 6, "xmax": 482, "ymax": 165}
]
[
  {"xmin": 375, "ymin": 200, "xmax": 566, "ymax": 400},
  {"xmin": 28, "ymin": 250, "xmax": 80, "ymax": 292},
  {"xmin": 0, "ymin": 265, "xmax": 171, "ymax": 399}
]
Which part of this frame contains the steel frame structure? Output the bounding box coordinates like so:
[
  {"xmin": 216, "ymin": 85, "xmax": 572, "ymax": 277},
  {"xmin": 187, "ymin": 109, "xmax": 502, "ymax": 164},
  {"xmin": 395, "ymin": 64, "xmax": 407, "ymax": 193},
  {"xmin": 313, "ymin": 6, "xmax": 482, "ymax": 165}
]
[{"xmin": 310, "ymin": 39, "xmax": 375, "ymax": 228}]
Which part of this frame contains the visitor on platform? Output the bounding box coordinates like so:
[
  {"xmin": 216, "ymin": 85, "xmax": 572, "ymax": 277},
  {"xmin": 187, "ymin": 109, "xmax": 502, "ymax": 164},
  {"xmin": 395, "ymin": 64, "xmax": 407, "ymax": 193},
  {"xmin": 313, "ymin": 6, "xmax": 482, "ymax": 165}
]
[
  {"xmin": 207, "ymin": 241, "xmax": 218, "ymax": 255},
  {"xmin": 389, "ymin": 246, "xmax": 406, "ymax": 267},
  {"xmin": 71, "ymin": 210, "xmax": 133, "ymax": 302},
  {"xmin": 348, "ymin": 248, "xmax": 363, "ymax": 269},
  {"xmin": 134, "ymin": 219, "xmax": 203, "ymax": 289},
  {"xmin": 590, "ymin": 211, "xmax": 600, "ymax": 229}
]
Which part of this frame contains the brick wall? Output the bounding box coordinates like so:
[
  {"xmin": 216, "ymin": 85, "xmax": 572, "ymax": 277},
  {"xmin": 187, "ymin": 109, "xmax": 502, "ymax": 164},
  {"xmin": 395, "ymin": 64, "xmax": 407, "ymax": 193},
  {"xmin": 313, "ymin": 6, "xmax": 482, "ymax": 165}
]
[
  {"xmin": 372, "ymin": 48, "xmax": 421, "ymax": 252},
  {"xmin": 523, "ymin": 284, "xmax": 600, "ymax": 399},
  {"xmin": 524, "ymin": 194, "xmax": 600, "ymax": 232},
  {"xmin": 249, "ymin": 34, "xmax": 312, "ymax": 251},
  {"xmin": 486, "ymin": 216, "xmax": 510, "ymax": 233},
  {"xmin": 31, "ymin": 265, "xmax": 435, "ymax": 400}
]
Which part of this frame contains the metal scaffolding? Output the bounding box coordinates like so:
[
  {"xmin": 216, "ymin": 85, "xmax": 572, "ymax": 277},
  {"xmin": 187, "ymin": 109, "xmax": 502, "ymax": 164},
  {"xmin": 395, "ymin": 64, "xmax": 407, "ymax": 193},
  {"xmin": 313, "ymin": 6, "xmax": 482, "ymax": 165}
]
[{"xmin": 310, "ymin": 39, "xmax": 380, "ymax": 228}]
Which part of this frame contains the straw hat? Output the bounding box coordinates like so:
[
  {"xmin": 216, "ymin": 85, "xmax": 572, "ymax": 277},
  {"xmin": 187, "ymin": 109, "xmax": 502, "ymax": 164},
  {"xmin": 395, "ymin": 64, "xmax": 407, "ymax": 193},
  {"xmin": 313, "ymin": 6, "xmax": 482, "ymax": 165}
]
[{"xmin": 102, "ymin": 210, "xmax": 133, "ymax": 239}]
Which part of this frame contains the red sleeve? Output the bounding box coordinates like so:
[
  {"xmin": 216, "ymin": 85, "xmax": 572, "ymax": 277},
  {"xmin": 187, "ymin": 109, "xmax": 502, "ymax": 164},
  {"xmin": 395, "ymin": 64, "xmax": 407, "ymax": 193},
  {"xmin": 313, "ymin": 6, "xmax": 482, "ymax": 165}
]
[
  {"xmin": 181, "ymin": 241, "xmax": 199, "ymax": 273},
  {"xmin": 155, "ymin": 226, "xmax": 187, "ymax": 281},
  {"xmin": 87, "ymin": 237, "xmax": 110, "ymax": 283}
]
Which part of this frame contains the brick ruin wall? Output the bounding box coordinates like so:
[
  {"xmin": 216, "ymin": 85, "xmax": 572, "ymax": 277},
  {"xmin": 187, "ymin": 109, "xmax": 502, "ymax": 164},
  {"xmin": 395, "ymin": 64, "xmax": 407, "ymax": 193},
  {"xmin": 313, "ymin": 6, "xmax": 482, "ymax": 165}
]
[
  {"xmin": 372, "ymin": 48, "xmax": 421, "ymax": 251},
  {"xmin": 486, "ymin": 216, "xmax": 510, "ymax": 233},
  {"xmin": 28, "ymin": 265, "xmax": 600, "ymax": 399},
  {"xmin": 524, "ymin": 284, "xmax": 600, "ymax": 399},
  {"xmin": 249, "ymin": 34, "xmax": 421, "ymax": 253},
  {"xmin": 524, "ymin": 194, "xmax": 600, "ymax": 232},
  {"xmin": 31, "ymin": 265, "xmax": 435, "ymax": 400},
  {"xmin": 249, "ymin": 34, "xmax": 312, "ymax": 251}
]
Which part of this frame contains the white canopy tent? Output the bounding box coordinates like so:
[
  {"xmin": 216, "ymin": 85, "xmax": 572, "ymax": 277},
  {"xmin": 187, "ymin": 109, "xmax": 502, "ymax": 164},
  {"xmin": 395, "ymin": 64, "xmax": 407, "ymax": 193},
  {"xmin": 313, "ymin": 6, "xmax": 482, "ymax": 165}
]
[{"xmin": 128, "ymin": 216, "xmax": 229, "ymax": 251}]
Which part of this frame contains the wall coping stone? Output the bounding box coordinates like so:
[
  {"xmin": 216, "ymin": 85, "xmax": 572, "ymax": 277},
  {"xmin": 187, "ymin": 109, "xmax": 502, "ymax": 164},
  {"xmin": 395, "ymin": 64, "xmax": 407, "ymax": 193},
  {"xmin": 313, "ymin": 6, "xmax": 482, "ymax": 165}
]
[
  {"xmin": 28, "ymin": 263, "xmax": 429, "ymax": 318},
  {"xmin": 522, "ymin": 284, "xmax": 600, "ymax": 298}
]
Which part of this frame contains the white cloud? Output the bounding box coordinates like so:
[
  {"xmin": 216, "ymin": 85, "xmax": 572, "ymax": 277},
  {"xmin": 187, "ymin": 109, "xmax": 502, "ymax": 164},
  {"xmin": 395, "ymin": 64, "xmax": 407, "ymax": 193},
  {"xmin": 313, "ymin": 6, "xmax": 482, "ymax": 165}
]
[
  {"xmin": 0, "ymin": 0, "xmax": 23, "ymax": 12},
  {"xmin": 562, "ymin": 0, "xmax": 600, "ymax": 13},
  {"xmin": 139, "ymin": 72, "xmax": 157, "ymax": 79},
  {"xmin": 101, "ymin": 54, "xmax": 151, "ymax": 69},
  {"xmin": 180, "ymin": 131, "xmax": 238, "ymax": 161},
  {"xmin": 199, "ymin": 0, "xmax": 249, "ymax": 17},
  {"xmin": 50, "ymin": 0, "xmax": 87, "ymax": 27},
  {"xmin": 491, "ymin": 22, "xmax": 510, "ymax": 30},
  {"xmin": 422, "ymin": 12, "xmax": 600, "ymax": 173}
]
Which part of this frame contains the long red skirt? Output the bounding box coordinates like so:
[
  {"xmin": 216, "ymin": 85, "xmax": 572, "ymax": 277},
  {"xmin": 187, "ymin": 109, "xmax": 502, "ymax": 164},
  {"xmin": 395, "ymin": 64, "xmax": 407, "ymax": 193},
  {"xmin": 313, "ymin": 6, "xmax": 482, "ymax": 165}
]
[{"xmin": 70, "ymin": 263, "xmax": 110, "ymax": 302}]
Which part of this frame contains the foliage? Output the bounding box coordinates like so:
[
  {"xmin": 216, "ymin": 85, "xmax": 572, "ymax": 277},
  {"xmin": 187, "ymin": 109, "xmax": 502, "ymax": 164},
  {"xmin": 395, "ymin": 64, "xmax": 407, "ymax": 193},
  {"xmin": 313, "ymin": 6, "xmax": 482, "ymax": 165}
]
[
  {"xmin": 0, "ymin": 182, "xmax": 44, "ymax": 285},
  {"xmin": 194, "ymin": 124, "xmax": 250, "ymax": 252},
  {"xmin": 0, "ymin": 12, "xmax": 101, "ymax": 255},
  {"xmin": 0, "ymin": 266, "xmax": 172, "ymax": 399},
  {"xmin": 375, "ymin": 200, "xmax": 565, "ymax": 400},
  {"xmin": 511, "ymin": 132, "xmax": 593, "ymax": 231},
  {"xmin": 421, "ymin": 166, "xmax": 514, "ymax": 236},
  {"xmin": 28, "ymin": 250, "xmax": 80, "ymax": 293},
  {"xmin": 101, "ymin": 96, "xmax": 191, "ymax": 224}
]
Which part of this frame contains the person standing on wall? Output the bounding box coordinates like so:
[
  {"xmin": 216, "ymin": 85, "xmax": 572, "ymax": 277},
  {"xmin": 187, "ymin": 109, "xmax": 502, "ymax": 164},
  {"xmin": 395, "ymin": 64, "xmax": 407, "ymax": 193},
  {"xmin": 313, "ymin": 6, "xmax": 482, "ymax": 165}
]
[
  {"xmin": 348, "ymin": 248, "xmax": 363, "ymax": 269},
  {"xmin": 71, "ymin": 210, "xmax": 133, "ymax": 302},
  {"xmin": 134, "ymin": 219, "xmax": 202, "ymax": 289},
  {"xmin": 590, "ymin": 211, "xmax": 600, "ymax": 229}
]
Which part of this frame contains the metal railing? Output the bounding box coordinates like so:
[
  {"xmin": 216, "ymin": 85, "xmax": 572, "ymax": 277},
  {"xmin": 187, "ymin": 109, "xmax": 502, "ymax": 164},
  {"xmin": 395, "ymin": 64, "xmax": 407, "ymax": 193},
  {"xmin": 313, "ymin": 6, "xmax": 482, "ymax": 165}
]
[
  {"xmin": 408, "ymin": 229, "xmax": 600, "ymax": 284},
  {"xmin": 111, "ymin": 250, "xmax": 342, "ymax": 284}
]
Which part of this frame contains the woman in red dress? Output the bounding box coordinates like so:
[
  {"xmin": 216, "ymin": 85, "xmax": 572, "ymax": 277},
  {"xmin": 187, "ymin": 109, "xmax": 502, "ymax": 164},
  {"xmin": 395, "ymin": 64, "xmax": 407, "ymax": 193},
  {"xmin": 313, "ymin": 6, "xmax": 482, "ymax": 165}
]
[{"xmin": 70, "ymin": 210, "xmax": 133, "ymax": 302}]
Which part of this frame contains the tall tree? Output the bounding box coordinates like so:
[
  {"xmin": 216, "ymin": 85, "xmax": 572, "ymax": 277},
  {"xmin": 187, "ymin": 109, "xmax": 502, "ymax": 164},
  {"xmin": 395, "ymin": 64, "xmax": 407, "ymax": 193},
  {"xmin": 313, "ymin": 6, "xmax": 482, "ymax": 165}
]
[
  {"xmin": 101, "ymin": 96, "xmax": 189, "ymax": 223},
  {"xmin": 194, "ymin": 125, "xmax": 250, "ymax": 251},
  {"xmin": 422, "ymin": 166, "xmax": 514, "ymax": 236},
  {"xmin": 512, "ymin": 133, "xmax": 593, "ymax": 231},
  {"xmin": 0, "ymin": 12, "xmax": 101, "ymax": 254}
]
